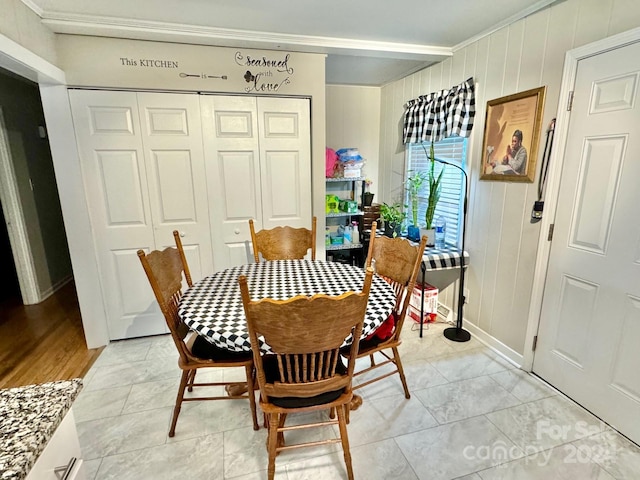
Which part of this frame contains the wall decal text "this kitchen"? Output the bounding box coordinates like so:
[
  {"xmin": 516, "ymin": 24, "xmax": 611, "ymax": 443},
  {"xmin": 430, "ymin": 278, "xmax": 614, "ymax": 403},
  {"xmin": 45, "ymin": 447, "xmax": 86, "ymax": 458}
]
[{"xmin": 120, "ymin": 57, "xmax": 179, "ymax": 68}]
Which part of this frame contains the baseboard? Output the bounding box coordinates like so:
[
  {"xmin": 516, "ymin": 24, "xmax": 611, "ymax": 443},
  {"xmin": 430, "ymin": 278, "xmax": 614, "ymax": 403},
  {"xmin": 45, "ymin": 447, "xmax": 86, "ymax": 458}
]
[
  {"xmin": 462, "ymin": 320, "xmax": 523, "ymax": 368},
  {"xmin": 38, "ymin": 275, "xmax": 74, "ymax": 303}
]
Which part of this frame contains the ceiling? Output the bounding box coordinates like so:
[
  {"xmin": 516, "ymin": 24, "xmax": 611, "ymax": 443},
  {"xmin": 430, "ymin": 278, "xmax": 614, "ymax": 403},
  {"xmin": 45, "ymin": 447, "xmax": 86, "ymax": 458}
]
[{"xmin": 25, "ymin": 0, "xmax": 557, "ymax": 86}]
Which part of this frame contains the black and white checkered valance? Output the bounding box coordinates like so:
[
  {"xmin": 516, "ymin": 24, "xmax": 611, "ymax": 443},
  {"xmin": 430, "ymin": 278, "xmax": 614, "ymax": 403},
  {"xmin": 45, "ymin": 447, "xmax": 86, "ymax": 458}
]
[{"xmin": 403, "ymin": 77, "xmax": 476, "ymax": 144}]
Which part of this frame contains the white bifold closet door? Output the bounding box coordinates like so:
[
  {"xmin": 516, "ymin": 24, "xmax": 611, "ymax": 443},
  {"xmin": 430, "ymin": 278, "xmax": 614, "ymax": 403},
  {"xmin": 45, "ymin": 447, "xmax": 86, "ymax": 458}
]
[
  {"xmin": 200, "ymin": 95, "xmax": 312, "ymax": 271},
  {"xmin": 69, "ymin": 90, "xmax": 213, "ymax": 339}
]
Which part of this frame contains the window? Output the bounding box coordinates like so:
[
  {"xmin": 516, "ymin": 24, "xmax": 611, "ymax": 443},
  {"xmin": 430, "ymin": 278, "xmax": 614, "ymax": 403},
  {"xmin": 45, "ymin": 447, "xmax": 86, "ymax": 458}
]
[{"xmin": 405, "ymin": 136, "xmax": 467, "ymax": 247}]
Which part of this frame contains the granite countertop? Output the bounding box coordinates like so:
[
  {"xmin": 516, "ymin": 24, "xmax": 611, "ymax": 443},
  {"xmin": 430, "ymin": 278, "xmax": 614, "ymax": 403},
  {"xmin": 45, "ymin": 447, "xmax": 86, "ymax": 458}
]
[{"xmin": 0, "ymin": 379, "xmax": 83, "ymax": 480}]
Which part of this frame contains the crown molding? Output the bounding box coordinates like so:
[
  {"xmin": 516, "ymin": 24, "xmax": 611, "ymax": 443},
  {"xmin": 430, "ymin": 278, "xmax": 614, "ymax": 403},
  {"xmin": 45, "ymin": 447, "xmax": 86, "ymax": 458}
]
[
  {"xmin": 41, "ymin": 12, "xmax": 452, "ymax": 61},
  {"xmin": 453, "ymin": 0, "xmax": 557, "ymax": 52},
  {"xmin": 19, "ymin": 0, "xmax": 43, "ymax": 16}
]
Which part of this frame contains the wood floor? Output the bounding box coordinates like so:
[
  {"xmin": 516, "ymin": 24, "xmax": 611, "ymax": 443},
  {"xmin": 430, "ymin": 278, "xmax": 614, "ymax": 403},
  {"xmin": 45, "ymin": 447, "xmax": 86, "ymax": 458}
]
[{"xmin": 0, "ymin": 280, "xmax": 104, "ymax": 389}]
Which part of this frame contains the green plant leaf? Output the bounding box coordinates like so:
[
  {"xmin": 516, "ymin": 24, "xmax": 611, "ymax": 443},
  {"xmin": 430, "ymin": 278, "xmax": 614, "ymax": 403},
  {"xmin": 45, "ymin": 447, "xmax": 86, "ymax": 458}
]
[
  {"xmin": 406, "ymin": 170, "xmax": 428, "ymax": 226},
  {"xmin": 424, "ymin": 141, "xmax": 444, "ymax": 229},
  {"xmin": 380, "ymin": 202, "xmax": 406, "ymax": 225}
]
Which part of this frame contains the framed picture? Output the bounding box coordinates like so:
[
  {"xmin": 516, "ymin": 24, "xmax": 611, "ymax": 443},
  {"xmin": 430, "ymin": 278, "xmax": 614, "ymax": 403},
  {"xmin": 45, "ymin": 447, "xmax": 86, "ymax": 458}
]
[{"xmin": 480, "ymin": 86, "xmax": 546, "ymax": 182}]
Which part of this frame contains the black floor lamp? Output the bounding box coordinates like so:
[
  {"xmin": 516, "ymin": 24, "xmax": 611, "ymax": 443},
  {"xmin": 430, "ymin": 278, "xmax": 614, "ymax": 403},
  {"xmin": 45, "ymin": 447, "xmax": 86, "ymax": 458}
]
[{"xmin": 434, "ymin": 157, "xmax": 470, "ymax": 342}]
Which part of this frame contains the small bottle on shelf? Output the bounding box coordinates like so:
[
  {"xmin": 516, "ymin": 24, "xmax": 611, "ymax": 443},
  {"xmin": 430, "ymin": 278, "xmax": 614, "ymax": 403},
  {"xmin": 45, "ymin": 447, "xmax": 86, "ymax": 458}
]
[
  {"xmin": 351, "ymin": 221, "xmax": 359, "ymax": 244},
  {"xmin": 343, "ymin": 224, "xmax": 352, "ymax": 244}
]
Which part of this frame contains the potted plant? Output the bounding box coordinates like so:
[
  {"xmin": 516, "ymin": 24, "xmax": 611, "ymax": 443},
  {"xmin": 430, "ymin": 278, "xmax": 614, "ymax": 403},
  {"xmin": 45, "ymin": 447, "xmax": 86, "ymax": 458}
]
[
  {"xmin": 380, "ymin": 202, "xmax": 406, "ymax": 238},
  {"xmin": 406, "ymin": 170, "xmax": 428, "ymax": 241},
  {"xmin": 363, "ymin": 178, "xmax": 374, "ymax": 206},
  {"xmin": 422, "ymin": 142, "xmax": 444, "ymax": 246}
]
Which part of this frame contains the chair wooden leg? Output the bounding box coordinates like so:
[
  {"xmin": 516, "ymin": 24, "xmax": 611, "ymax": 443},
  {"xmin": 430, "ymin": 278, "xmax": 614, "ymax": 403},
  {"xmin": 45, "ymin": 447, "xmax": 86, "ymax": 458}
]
[
  {"xmin": 187, "ymin": 369, "xmax": 196, "ymax": 392},
  {"xmin": 392, "ymin": 346, "xmax": 411, "ymax": 399},
  {"xmin": 246, "ymin": 364, "xmax": 259, "ymax": 430},
  {"xmin": 369, "ymin": 353, "xmax": 376, "ymax": 366},
  {"xmin": 266, "ymin": 413, "xmax": 280, "ymax": 480},
  {"xmin": 277, "ymin": 413, "xmax": 287, "ymax": 451},
  {"xmin": 349, "ymin": 394, "xmax": 363, "ymax": 412},
  {"xmin": 336, "ymin": 404, "xmax": 354, "ymax": 480},
  {"xmin": 169, "ymin": 370, "xmax": 190, "ymax": 437}
]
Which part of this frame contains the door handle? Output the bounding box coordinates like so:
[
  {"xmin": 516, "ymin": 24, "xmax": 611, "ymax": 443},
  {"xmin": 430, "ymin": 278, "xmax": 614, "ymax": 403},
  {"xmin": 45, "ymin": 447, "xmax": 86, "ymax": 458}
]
[
  {"xmin": 235, "ymin": 229, "xmax": 240, "ymax": 234},
  {"xmin": 179, "ymin": 231, "xmax": 186, "ymax": 237},
  {"xmin": 54, "ymin": 457, "xmax": 76, "ymax": 480}
]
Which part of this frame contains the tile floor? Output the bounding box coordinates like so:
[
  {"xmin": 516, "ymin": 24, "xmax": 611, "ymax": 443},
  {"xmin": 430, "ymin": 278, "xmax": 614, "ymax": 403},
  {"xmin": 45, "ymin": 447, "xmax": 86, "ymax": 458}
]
[{"xmin": 74, "ymin": 321, "xmax": 640, "ymax": 479}]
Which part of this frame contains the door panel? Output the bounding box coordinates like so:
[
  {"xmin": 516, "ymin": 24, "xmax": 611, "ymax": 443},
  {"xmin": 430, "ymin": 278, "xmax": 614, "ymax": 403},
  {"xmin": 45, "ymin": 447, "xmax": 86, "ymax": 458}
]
[
  {"xmin": 137, "ymin": 92, "xmax": 213, "ymax": 283},
  {"xmin": 69, "ymin": 90, "xmax": 159, "ymax": 339},
  {"xmin": 569, "ymin": 136, "xmax": 625, "ymax": 253},
  {"xmin": 201, "ymin": 95, "xmax": 262, "ymax": 270},
  {"xmin": 257, "ymin": 97, "xmax": 311, "ymax": 228},
  {"xmin": 202, "ymin": 95, "xmax": 312, "ymax": 271},
  {"xmin": 98, "ymin": 150, "xmax": 147, "ymax": 229},
  {"xmin": 553, "ymin": 275, "xmax": 597, "ymax": 368},
  {"xmin": 70, "ymin": 90, "xmax": 213, "ymax": 340},
  {"xmin": 263, "ymin": 151, "xmax": 302, "ymax": 219},
  {"xmin": 218, "ymin": 151, "xmax": 261, "ymax": 242},
  {"xmin": 610, "ymin": 296, "xmax": 640, "ymax": 400},
  {"xmin": 73, "ymin": 90, "xmax": 311, "ymax": 337},
  {"xmin": 533, "ymin": 41, "xmax": 640, "ymax": 444}
]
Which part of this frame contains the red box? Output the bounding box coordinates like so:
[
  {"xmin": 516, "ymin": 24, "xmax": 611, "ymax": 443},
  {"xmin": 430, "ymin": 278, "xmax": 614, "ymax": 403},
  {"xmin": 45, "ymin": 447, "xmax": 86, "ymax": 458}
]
[{"xmin": 408, "ymin": 283, "xmax": 438, "ymax": 323}]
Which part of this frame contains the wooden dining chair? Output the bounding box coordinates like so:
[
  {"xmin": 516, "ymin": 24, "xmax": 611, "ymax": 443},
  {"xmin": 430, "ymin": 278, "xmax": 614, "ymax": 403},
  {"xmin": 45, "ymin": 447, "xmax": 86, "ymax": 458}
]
[
  {"xmin": 173, "ymin": 230, "xmax": 193, "ymax": 288},
  {"xmin": 344, "ymin": 232, "xmax": 427, "ymax": 399},
  {"xmin": 249, "ymin": 217, "xmax": 317, "ymax": 262},
  {"xmin": 239, "ymin": 267, "xmax": 374, "ymax": 480},
  {"xmin": 137, "ymin": 231, "xmax": 259, "ymax": 437},
  {"xmin": 363, "ymin": 220, "xmax": 378, "ymax": 266}
]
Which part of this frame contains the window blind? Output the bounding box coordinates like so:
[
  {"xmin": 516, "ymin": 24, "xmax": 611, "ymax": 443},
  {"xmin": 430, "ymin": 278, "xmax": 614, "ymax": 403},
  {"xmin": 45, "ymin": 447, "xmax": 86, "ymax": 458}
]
[{"xmin": 406, "ymin": 137, "xmax": 467, "ymax": 247}]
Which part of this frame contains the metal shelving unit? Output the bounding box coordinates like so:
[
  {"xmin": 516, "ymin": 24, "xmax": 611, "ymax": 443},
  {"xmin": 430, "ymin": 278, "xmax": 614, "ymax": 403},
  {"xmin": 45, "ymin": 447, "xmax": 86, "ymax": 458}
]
[
  {"xmin": 326, "ymin": 243, "xmax": 363, "ymax": 251},
  {"xmin": 325, "ymin": 177, "xmax": 366, "ymax": 264},
  {"xmin": 326, "ymin": 211, "xmax": 364, "ymax": 218}
]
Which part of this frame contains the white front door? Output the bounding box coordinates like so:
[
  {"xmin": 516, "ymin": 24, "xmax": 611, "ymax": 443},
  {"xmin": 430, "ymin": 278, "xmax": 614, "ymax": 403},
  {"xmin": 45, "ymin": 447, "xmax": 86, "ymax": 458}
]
[
  {"xmin": 533, "ymin": 41, "xmax": 640, "ymax": 444},
  {"xmin": 201, "ymin": 95, "xmax": 311, "ymax": 270},
  {"xmin": 70, "ymin": 90, "xmax": 213, "ymax": 339}
]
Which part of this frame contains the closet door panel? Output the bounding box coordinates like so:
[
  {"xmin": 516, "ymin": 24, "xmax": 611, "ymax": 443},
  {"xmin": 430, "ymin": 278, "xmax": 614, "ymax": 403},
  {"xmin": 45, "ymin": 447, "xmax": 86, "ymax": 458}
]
[
  {"xmin": 218, "ymin": 151, "xmax": 261, "ymax": 242},
  {"xmin": 98, "ymin": 150, "xmax": 147, "ymax": 229},
  {"xmin": 150, "ymin": 150, "xmax": 196, "ymax": 222},
  {"xmin": 69, "ymin": 90, "xmax": 162, "ymax": 340},
  {"xmin": 71, "ymin": 90, "xmax": 213, "ymax": 340},
  {"xmin": 257, "ymin": 97, "xmax": 311, "ymax": 229},
  {"xmin": 201, "ymin": 95, "xmax": 262, "ymax": 270},
  {"xmin": 202, "ymin": 95, "xmax": 312, "ymax": 271},
  {"xmin": 262, "ymin": 151, "xmax": 303, "ymax": 218},
  {"xmin": 137, "ymin": 93, "xmax": 213, "ymax": 282}
]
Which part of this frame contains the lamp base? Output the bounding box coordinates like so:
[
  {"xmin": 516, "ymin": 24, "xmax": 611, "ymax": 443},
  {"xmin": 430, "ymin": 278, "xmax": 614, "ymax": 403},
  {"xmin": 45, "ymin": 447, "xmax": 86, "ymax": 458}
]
[{"xmin": 443, "ymin": 327, "xmax": 471, "ymax": 343}]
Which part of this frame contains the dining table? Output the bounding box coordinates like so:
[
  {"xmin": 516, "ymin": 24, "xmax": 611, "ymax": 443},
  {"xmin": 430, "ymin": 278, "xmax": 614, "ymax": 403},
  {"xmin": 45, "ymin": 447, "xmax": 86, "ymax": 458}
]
[
  {"xmin": 178, "ymin": 259, "xmax": 396, "ymax": 410},
  {"xmin": 178, "ymin": 259, "xmax": 397, "ymax": 354}
]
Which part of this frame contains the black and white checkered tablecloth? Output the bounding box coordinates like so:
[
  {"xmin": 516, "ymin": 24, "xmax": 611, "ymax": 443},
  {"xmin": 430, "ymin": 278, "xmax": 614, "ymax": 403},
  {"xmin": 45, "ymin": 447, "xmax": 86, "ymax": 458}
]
[
  {"xmin": 423, "ymin": 246, "xmax": 470, "ymax": 271},
  {"xmin": 178, "ymin": 259, "xmax": 396, "ymax": 353}
]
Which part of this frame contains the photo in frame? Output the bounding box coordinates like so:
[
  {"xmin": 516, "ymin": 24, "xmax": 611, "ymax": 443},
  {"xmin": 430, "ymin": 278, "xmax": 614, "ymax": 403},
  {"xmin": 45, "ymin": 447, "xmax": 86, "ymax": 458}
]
[{"xmin": 480, "ymin": 86, "xmax": 546, "ymax": 182}]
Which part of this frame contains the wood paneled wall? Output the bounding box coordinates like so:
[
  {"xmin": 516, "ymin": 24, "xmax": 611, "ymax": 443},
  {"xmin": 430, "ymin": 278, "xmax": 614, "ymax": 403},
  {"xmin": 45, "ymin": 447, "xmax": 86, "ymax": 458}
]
[{"xmin": 378, "ymin": 0, "xmax": 640, "ymax": 359}]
